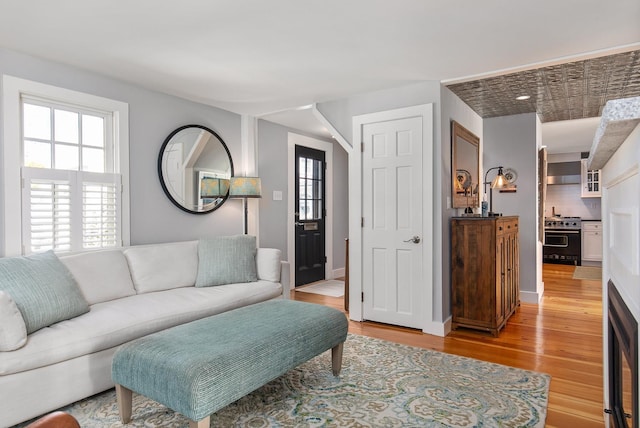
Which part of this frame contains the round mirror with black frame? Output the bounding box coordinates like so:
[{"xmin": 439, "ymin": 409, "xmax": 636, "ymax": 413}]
[{"xmin": 158, "ymin": 124, "xmax": 233, "ymax": 214}]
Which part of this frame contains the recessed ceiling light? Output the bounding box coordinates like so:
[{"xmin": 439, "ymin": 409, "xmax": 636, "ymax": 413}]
[{"xmin": 516, "ymin": 95, "xmax": 530, "ymax": 101}]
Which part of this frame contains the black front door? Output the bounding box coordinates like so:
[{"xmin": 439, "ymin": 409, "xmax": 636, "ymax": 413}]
[{"xmin": 295, "ymin": 145, "xmax": 326, "ymax": 286}]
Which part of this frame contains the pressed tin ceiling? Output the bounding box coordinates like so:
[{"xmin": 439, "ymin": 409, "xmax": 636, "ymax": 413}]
[{"xmin": 446, "ymin": 50, "xmax": 640, "ymax": 123}]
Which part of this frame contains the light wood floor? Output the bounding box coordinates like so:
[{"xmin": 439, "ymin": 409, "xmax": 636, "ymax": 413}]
[{"xmin": 292, "ymin": 263, "xmax": 604, "ymax": 428}]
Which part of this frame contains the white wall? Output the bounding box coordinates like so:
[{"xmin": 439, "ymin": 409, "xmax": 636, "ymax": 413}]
[
  {"xmin": 484, "ymin": 113, "xmax": 541, "ymax": 302},
  {"xmin": 440, "ymin": 87, "xmax": 483, "ymax": 322},
  {"xmin": 600, "ymin": 123, "xmax": 640, "ymax": 420},
  {"xmin": 0, "ymin": 47, "xmax": 246, "ymax": 254},
  {"xmin": 545, "ymin": 152, "xmax": 601, "ymax": 220},
  {"xmin": 545, "ymin": 185, "xmax": 601, "ymax": 219}
]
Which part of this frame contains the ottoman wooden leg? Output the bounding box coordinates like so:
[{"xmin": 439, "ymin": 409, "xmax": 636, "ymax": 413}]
[
  {"xmin": 115, "ymin": 384, "xmax": 132, "ymax": 423},
  {"xmin": 189, "ymin": 416, "xmax": 210, "ymax": 428},
  {"xmin": 331, "ymin": 342, "xmax": 344, "ymax": 376}
]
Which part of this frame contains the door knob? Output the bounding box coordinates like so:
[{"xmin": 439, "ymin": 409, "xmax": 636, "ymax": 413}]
[{"xmin": 403, "ymin": 236, "xmax": 421, "ymax": 244}]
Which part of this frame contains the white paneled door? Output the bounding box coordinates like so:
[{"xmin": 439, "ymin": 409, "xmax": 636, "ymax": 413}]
[{"xmin": 362, "ymin": 116, "xmax": 423, "ymax": 329}]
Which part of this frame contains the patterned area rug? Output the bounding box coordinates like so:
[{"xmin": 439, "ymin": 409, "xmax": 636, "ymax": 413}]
[
  {"xmin": 17, "ymin": 334, "xmax": 550, "ymax": 427},
  {"xmin": 296, "ymin": 279, "xmax": 345, "ymax": 297},
  {"xmin": 573, "ymin": 266, "xmax": 602, "ymax": 280}
]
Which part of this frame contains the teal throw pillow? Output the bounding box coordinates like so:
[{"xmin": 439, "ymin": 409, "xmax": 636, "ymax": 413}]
[
  {"xmin": 196, "ymin": 235, "xmax": 258, "ymax": 287},
  {"xmin": 0, "ymin": 250, "xmax": 90, "ymax": 334}
]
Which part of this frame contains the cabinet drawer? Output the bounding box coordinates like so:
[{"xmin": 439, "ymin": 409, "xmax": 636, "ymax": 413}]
[
  {"xmin": 497, "ymin": 218, "xmax": 518, "ymax": 235},
  {"xmin": 583, "ymin": 222, "xmax": 601, "ymax": 231}
]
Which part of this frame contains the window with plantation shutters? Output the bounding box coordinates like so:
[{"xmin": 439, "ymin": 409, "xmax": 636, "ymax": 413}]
[
  {"xmin": 19, "ymin": 95, "xmax": 124, "ymax": 254},
  {"xmin": 2, "ymin": 76, "xmax": 129, "ymax": 256}
]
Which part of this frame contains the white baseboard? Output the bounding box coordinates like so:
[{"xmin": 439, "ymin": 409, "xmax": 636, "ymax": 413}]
[
  {"xmin": 422, "ymin": 317, "xmax": 451, "ymax": 337},
  {"xmin": 332, "ymin": 267, "xmax": 345, "ymax": 279},
  {"xmin": 520, "ymin": 290, "xmax": 542, "ymax": 304}
]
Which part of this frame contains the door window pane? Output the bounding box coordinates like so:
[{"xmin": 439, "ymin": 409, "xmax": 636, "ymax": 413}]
[
  {"xmin": 306, "ymin": 159, "xmax": 314, "ymax": 178},
  {"xmin": 23, "ymin": 104, "xmax": 51, "ymax": 140},
  {"xmin": 54, "ymin": 109, "xmax": 79, "ymax": 144}
]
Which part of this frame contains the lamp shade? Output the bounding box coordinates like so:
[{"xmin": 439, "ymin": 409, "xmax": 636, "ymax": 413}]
[
  {"xmin": 200, "ymin": 177, "xmax": 230, "ymax": 198},
  {"xmin": 490, "ymin": 167, "xmax": 508, "ymax": 189},
  {"xmin": 229, "ymin": 177, "xmax": 262, "ymax": 198}
]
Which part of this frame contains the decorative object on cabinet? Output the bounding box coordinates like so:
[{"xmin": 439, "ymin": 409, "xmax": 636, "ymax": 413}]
[
  {"xmin": 483, "ymin": 166, "xmax": 509, "ymax": 216},
  {"xmin": 581, "ymin": 158, "xmax": 601, "ymax": 198},
  {"xmin": 158, "ymin": 125, "xmax": 233, "ymax": 214},
  {"xmin": 451, "ymin": 121, "xmax": 480, "ymax": 209},
  {"xmin": 451, "ymin": 216, "xmax": 519, "ymax": 337},
  {"xmin": 229, "ymin": 176, "xmax": 262, "ymax": 234},
  {"xmin": 503, "ymin": 168, "xmax": 518, "ymax": 184}
]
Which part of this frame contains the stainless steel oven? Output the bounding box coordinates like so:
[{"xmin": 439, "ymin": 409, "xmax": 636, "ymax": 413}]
[{"xmin": 543, "ymin": 217, "xmax": 582, "ymax": 265}]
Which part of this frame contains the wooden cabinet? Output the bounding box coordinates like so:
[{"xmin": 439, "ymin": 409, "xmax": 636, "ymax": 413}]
[
  {"xmin": 451, "ymin": 216, "xmax": 519, "ymax": 336},
  {"xmin": 581, "ymin": 159, "xmax": 601, "ymax": 197},
  {"xmin": 582, "ymin": 221, "xmax": 603, "ymax": 262}
]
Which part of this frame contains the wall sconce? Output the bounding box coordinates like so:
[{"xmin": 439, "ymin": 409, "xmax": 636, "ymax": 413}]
[
  {"xmin": 483, "ymin": 166, "xmax": 508, "ymax": 216},
  {"xmin": 229, "ymin": 177, "xmax": 262, "ymax": 234}
]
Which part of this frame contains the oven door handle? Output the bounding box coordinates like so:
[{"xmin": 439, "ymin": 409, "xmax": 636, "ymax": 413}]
[
  {"xmin": 545, "ymin": 243, "xmax": 569, "ymax": 248},
  {"xmin": 545, "ymin": 230, "xmax": 581, "ymax": 234}
]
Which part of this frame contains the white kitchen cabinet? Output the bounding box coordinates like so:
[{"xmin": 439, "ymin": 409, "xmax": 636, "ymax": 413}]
[
  {"xmin": 582, "ymin": 221, "xmax": 603, "ymax": 262},
  {"xmin": 581, "ymin": 159, "xmax": 601, "ymax": 198}
]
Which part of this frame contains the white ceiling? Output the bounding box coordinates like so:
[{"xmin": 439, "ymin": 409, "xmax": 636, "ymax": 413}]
[
  {"xmin": 1, "ymin": 0, "xmax": 639, "ymax": 148},
  {"xmin": 540, "ymin": 117, "xmax": 601, "ymax": 154}
]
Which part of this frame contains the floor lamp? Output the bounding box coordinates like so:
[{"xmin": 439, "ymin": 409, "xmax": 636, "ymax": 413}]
[
  {"xmin": 483, "ymin": 166, "xmax": 508, "ymax": 216},
  {"xmin": 229, "ymin": 177, "xmax": 262, "ymax": 234}
]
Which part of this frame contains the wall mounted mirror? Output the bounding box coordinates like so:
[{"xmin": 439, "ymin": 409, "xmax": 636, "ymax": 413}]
[
  {"xmin": 158, "ymin": 124, "xmax": 233, "ymax": 214},
  {"xmin": 451, "ymin": 121, "xmax": 480, "ymax": 208}
]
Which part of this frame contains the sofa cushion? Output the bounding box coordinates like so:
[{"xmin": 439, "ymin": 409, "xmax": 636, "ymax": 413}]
[
  {"xmin": 0, "ymin": 251, "xmax": 89, "ymax": 334},
  {"xmin": 196, "ymin": 235, "xmax": 257, "ymax": 287},
  {"xmin": 0, "ymin": 291, "xmax": 27, "ymax": 351},
  {"xmin": 256, "ymin": 248, "xmax": 282, "ymax": 282},
  {"xmin": 60, "ymin": 250, "xmax": 136, "ymax": 305},
  {"xmin": 124, "ymin": 241, "xmax": 198, "ymax": 294}
]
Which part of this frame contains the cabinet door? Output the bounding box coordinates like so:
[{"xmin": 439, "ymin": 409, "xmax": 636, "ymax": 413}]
[
  {"xmin": 581, "ymin": 159, "xmax": 602, "ymax": 198},
  {"xmin": 451, "ymin": 220, "xmax": 496, "ymax": 329},
  {"xmin": 506, "ymin": 230, "xmax": 518, "ymax": 315},
  {"xmin": 583, "ymin": 230, "xmax": 603, "ymax": 261},
  {"xmin": 495, "ymin": 232, "xmax": 506, "ymax": 327}
]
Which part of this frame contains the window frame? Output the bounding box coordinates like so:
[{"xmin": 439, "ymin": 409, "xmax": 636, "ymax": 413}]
[{"xmin": 2, "ymin": 75, "xmax": 130, "ymax": 256}]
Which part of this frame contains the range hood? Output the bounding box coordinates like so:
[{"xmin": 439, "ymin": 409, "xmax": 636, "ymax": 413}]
[{"xmin": 546, "ymin": 161, "xmax": 581, "ymax": 185}]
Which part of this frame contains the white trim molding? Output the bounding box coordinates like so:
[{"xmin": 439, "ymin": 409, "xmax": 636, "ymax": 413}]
[{"xmin": 287, "ymin": 132, "xmax": 334, "ymax": 287}]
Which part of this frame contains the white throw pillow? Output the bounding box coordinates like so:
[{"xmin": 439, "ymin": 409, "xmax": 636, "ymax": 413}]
[
  {"xmin": 0, "ymin": 290, "xmax": 27, "ymax": 351},
  {"xmin": 60, "ymin": 250, "xmax": 136, "ymax": 305},
  {"xmin": 256, "ymin": 248, "xmax": 281, "ymax": 282},
  {"xmin": 124, "ymin": 241, "xmax": 198, "ymax": 293}
]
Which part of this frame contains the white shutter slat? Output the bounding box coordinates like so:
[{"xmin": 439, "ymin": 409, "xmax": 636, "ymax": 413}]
[
  {"xmin": 22, "ymin": 168, "xmax": 122, "ymax": 254},
  {"xmin": 81, "ymin": 172, "xmax": 121, "ymax": 250},
  {"xmin": 21, "ymin": 168, "xmax": 74, "ymax": 254}
]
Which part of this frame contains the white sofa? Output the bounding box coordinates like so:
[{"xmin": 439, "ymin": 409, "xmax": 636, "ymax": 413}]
[{"xmin": 0, "ymin": 239, "xmax": 289, "ymax": 427}]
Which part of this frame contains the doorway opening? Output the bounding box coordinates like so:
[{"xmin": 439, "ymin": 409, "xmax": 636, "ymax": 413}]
[{"xmin": 287, "ymin": 133, "xmax": 335, "ymax": 290}]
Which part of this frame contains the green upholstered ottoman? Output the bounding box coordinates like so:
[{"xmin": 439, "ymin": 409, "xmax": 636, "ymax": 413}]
[{"xmin": 111, "ymin": 299, "xmax": 348, "ymax": 428}]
